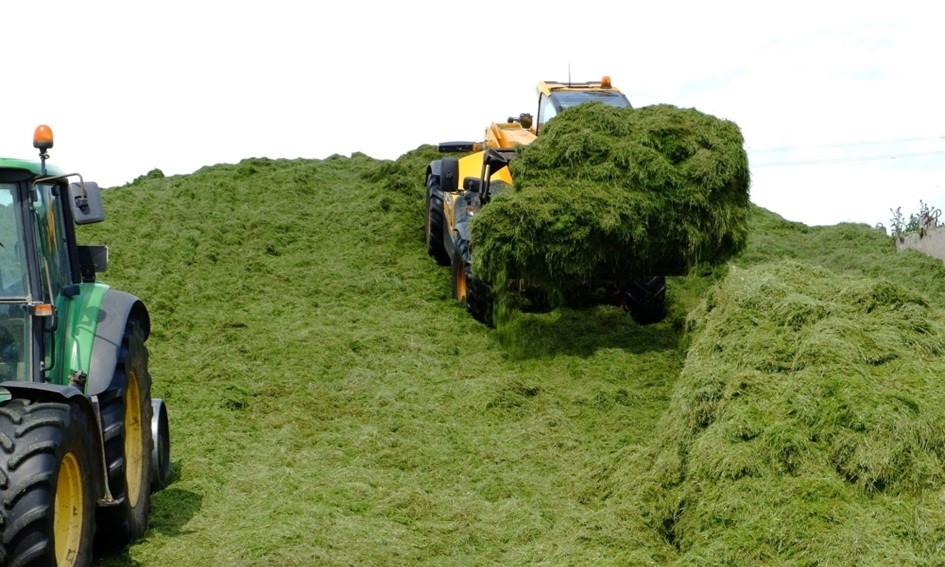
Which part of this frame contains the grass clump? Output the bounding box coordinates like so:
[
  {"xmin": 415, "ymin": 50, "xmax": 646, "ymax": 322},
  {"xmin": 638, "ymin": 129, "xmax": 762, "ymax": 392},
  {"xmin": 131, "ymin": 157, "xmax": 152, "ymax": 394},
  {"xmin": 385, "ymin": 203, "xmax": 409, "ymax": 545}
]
[
  {"xmin": 633, "ymin": 260, "xmax": 945, "ymax": 563},
  {"xmin": 472, "ymin": 103, "xmax": 750, "ymax": 304}
]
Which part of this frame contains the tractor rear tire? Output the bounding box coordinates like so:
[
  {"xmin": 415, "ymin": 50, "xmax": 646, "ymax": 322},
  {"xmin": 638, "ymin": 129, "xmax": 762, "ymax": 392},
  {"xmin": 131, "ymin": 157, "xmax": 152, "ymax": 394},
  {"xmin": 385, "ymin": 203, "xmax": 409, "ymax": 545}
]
[
  {"xmin": 623, "ymin": 276, "xmax": 667, "ymax": 325},
  {"xmin": 425, "ymin": 167, "xmax": 450, "ymax": 266},
  {"xmin": 0, "ymin": 399, "xmax": 96, "ymax": 567},
  {"xmin": 454, "ymin": 238, "xmax": 493, "ymax": 327},
  {"xmin": 94, "ymin": 319, "xmax": 154, "ymax": 555}
]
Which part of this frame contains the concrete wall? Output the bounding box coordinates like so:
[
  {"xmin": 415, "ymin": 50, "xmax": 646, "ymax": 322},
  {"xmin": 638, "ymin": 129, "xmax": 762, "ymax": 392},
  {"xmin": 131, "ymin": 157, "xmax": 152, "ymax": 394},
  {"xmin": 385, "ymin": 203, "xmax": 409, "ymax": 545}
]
[{"xmin": 896, "ymin": 226, "xmax": 945, "ymax": 263}]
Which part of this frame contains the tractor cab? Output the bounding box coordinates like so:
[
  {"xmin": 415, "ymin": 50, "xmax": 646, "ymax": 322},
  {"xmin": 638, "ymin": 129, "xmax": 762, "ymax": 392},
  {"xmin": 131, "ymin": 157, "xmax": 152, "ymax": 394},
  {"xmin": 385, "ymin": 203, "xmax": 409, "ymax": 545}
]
[{"xmin": 0, "ymin": 126, "xmax": 106, "ymax": 387}]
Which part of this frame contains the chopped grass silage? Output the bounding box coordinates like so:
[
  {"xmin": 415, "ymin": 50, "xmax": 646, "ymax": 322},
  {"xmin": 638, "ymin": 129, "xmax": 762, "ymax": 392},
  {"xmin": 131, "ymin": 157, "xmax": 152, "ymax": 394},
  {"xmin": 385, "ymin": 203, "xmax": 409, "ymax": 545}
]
[
  {"xmin": 81, "ymin": 152, "xmax": 684, "ymax": 566},
  {"xmin": 73, "ymin": 144, "xmax": 945, "ymax": 566},
  {"xmin": 472, "ymin": 103, "xmax": 750, "ymax": 304},
  {"xmin": 629, "ymin": 260, "xmax": 945, "ymax": 564}
]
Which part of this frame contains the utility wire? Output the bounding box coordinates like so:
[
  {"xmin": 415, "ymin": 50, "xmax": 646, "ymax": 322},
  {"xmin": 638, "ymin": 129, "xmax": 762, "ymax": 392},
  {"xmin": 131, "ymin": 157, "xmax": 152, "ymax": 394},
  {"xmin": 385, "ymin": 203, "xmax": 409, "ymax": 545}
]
[
  {"xmin": 752, "ymin": 150, "xmax": 945, "ymax": 167},
  {"xmin": 750, "ymin": 135, "xmax": 945, "ymax": 153}
]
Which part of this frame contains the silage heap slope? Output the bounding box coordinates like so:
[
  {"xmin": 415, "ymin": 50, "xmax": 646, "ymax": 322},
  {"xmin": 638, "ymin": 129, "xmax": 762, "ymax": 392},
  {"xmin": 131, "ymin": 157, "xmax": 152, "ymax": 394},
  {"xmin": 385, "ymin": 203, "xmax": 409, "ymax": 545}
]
[
  {"xmin": 77, "ymin": 150, "xmax": 945, "ymax": 565},
  {"xmin": 78, "ymin": 152, "xmax": 686, "ymax": 566},
  {"xmin": 634, "ymin": 259, "xmax": 945, "ymax": 564},
  {"xmin": 473, "ymin": 103, "xmax": 750, "ymax": 297}
]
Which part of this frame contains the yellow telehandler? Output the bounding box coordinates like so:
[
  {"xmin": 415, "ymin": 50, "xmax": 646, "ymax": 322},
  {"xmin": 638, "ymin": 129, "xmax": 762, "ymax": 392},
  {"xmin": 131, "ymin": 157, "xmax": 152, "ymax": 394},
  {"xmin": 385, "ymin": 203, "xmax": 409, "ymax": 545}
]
[{"xmin": 424, "ymin": 77, "xmax": 666, "ymax": 326}]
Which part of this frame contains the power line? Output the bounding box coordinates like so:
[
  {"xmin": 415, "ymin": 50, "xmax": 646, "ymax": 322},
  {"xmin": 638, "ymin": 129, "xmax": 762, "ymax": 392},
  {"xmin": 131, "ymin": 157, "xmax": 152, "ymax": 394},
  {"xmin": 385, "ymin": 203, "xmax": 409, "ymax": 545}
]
[
  {"xmin": 750, "ymin": 135, "xmax": 945, "ymax": 153},
  {"xmin": 752, "ymin": 150, "xmax": 945, "ymax": 167}
]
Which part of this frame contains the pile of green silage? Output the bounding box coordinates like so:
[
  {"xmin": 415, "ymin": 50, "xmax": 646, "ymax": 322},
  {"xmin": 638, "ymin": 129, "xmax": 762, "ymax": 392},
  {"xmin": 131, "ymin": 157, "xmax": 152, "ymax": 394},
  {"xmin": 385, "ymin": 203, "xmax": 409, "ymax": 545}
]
[
  {"xmin": 471, "ymin": 102, "xmax": 751, "ymax": 300},
  {"xmin": 628, "ymin": 260, "xmax": 945, "ymax": 563}
]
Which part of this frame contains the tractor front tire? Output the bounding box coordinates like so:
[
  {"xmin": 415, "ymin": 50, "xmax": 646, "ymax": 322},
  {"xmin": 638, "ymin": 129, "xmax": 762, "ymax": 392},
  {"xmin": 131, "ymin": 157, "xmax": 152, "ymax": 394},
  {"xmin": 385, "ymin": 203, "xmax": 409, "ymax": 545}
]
[
  {"xmin": 623, "ymin": 276, "xmax": 667, "ymax": 325},
  {"xmin": 425, "ymin": 170, "xmax": 450, "ymax": 266},
  {"xmin": 94, "ymin": 319, "xmax": 154, "ymax": 555},
  {"xmin": 0, "ymin": 399, "xmax": 96, "ymax": 567}
]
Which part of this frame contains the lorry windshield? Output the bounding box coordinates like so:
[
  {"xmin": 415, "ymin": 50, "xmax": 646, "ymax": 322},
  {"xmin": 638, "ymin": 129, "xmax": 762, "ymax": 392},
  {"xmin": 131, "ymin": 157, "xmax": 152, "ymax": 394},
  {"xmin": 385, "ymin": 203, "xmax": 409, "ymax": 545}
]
[{"xmin": 0, "ymin": 183, "xmax": 28, "ymax": 381}]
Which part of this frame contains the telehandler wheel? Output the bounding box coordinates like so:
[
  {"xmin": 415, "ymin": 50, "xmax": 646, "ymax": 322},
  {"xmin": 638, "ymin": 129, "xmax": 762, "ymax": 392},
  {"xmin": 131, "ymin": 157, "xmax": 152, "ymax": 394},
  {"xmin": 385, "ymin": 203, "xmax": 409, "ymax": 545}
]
[
  {"xmin": 0, "ymin": 399, "xmax": 95, "ymax": 567},
  {"xmin": 425, "ymin": 168, "xmax": 450, "ymax": 266},
  {"xmin": 623, "ymin": 276, "xmax": 667, "ymax": 325},
  {"xmin": 94, "ymin": 319, "xmax": 154, "ymax": 555},
  {"xmin": 456, "ymin": 238, "xmax": 494, "ymax": 327},
  {"xmin": 466, "ymin": 270, "xmax": 494, "ymax": 328}
]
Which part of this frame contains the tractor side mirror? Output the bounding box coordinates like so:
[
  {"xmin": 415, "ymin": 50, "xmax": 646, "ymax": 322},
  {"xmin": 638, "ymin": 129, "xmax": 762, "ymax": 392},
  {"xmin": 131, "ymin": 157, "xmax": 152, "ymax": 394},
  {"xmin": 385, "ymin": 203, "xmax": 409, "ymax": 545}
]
[
  {"xmin": 77, "ymin": 245, "xmax": 108, "ymax": 281},
  {"xmin": 68, "ymin": 182, "xmax": 105, "ymax": 224}
]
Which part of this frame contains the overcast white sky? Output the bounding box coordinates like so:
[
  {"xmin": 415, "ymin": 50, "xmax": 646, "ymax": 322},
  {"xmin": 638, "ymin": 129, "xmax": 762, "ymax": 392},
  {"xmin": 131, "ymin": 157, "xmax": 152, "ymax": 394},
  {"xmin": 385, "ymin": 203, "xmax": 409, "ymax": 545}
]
[{"xmin": 3, "ymin": 1, "xmax": 942, "ymax": 227}]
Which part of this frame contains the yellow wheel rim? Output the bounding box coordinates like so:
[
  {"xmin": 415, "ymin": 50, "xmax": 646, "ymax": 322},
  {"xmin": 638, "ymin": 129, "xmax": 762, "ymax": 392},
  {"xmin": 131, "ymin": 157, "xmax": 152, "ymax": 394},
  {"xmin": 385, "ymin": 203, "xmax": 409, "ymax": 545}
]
[
  {"xmin": 54, "ymin": 452, "xmax": 85, "ymax": 566},
  {"xmin": 125, "ymin": 369, "xmax": 145, "ymax": 508}
]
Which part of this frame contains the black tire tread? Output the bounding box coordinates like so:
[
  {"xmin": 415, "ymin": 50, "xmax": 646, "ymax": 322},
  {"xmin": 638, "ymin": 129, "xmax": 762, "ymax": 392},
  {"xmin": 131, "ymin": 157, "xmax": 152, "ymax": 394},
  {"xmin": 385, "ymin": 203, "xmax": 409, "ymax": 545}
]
[
  {"xmin": 623, "ymin": 276, "xmax": 668, "ymax": 325},
  {"xmin": 0, "ymin": 399, "xmax": 95, "ymax": 567},
  {"xmin": 457, "ymin": 239, "xmax": 493, "ymax": 327},
  {"xmin": 425, "ymin": 171, "xmax": 451, "ymax": 266}
]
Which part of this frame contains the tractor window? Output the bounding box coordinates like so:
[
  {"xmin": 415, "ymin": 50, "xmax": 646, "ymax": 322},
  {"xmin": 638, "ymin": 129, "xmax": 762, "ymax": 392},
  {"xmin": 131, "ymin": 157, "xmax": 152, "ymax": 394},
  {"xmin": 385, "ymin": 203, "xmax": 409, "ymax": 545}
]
[
  {"xmin": 0, "ymin": 184, "xmax": 27, "ymax": 297},
  {"xmin": 32, "ymin": 183, "xmax": 73, "ymax": 295},
  {"xmin": 0, "ymin": 184, "xmax": 29, "ymax": 381}
]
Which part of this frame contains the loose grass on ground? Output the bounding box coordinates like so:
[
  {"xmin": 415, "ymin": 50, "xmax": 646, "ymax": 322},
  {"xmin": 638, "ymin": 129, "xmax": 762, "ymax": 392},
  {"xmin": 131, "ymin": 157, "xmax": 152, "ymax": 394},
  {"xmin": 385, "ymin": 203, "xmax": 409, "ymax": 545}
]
[
  {"xmin": 81, "ymin": 146, "xmax": 945, "ymax": 565},
  {"xmin": 629, "ymin": 261, "xmax": 945, "ymax": 564}
]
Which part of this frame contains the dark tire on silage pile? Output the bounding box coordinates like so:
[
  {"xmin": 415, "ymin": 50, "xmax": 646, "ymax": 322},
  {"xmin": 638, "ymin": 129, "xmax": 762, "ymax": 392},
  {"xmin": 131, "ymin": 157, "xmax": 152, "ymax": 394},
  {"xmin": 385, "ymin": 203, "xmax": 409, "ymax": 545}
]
[
  {"xmin": 425, "ymin": 170, "xmax": 450, "ymax": 266},
  {"xmin": 623, "ymin": 276, "xmax": 667, "ymax": 325},
  {"xmin": 425, "ymin": 157, "xmax": 458, "ymax": 267},
  {"xmin": 456, "ymin": 238, "xmax": 493, "ymax": 327}
]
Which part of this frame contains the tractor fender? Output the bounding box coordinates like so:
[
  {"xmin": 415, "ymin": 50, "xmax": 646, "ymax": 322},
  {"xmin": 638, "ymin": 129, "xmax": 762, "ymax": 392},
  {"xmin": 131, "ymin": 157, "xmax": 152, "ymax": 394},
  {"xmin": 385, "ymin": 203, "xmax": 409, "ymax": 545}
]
[
  {"xmin": 86, "ymin": 289, "xmax": 150, "ymax": 396},
  {"xmin": 0, "ymin": 381, "xmax": 107, "ymax": 499}
]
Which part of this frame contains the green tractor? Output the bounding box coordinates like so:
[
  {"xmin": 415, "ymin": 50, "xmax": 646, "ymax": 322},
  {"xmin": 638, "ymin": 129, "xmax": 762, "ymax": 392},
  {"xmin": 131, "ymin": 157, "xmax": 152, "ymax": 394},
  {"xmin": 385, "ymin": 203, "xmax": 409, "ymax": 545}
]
[
  {"xmin": 0, "ymin": 125, "xmax": 171, "ymax": 566},
  {"xmin": 425, "ymin": 77, "xmax": 668, "ymax": 326}
]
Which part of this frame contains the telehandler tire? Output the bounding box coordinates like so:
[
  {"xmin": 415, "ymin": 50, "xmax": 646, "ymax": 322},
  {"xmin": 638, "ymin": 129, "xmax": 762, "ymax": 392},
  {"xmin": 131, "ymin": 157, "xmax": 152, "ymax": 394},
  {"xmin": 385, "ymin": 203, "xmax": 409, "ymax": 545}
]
[
  {"xmin": 0, "ymin": 399, "xmax": 96, "ymax": 567},
  {"xmin": 425, "ymin": 169, "xmax": 451, "ymax": 266},
  {"xmin": 454, "ymin": 238, "xmax": 493, "ymax": 327},
  {"xmin": 94, "ymin": 319, "xmax": 153, "ymax": 555},
  {"xmin": 623, "ymin": 276, "xmax": 667, "ymax": 325}
]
